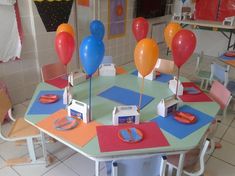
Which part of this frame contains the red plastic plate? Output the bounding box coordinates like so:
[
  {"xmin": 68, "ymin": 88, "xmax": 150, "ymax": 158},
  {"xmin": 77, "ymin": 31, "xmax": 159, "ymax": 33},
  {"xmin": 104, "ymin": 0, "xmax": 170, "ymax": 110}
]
[
  {"xmin": 174, "ymin": 111, "xmax": 197, "ymax": 124},
  {"xmin": 39, "ymin": 94, "xmax": 59, "ymax": 104}
]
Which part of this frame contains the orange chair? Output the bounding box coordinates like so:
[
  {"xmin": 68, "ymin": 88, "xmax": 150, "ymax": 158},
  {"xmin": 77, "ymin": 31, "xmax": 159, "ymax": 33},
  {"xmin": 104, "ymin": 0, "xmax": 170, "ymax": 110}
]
[
  {"xmin": 166, "ymin": 139, "xmax": 210, "ymax": 176},
  {"xmin": 0, "ymin": 89, "xmax": 44, "ymax": 166},
  {"xmin": 155, "ymin": 58, "xmax": 175, "ymax": 74},
  {"xmin": 41, "ymin": 62, "xmax": 66, "ymax": 82}
]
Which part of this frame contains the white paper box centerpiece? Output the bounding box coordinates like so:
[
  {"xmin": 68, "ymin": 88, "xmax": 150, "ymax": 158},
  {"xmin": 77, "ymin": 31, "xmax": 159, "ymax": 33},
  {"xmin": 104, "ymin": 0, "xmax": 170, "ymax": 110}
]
[
  {"xmin": 157, "ymin": 95, "xmax": 178, "ymax": 117},
  {"xmin": 112, "ymin": 105, "xmax": 140, "ymax": 125},
  {"xmin": 138, "ymin": 70, "xmax": 155, "ymax": 81},
  {"xmin": 68, "ymin": 99, "xmax": 90, "ymax": 123},
  {"xmin": 99, "ymin": 63, "xmax": 116, "ymax": 76},
  {"xmin": 169, "ymin": 76, "xmax": 183, "ymax": 96},
  {"xmin": 68, "ymin": 71, "xmax": 86, "ymax": 86}
]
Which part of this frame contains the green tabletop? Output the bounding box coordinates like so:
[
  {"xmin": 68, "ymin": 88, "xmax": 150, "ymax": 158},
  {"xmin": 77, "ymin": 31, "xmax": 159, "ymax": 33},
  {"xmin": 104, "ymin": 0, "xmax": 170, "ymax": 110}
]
[{"xmin": 25, "ymin": 70, "xmax": 220, "ymax": 159}]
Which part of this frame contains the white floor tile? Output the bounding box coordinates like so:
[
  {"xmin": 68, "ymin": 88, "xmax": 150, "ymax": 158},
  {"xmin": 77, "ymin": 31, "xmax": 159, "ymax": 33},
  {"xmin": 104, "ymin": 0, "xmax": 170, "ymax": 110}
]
[
  {"xmin": 43, "ymin": 163, "xmax": 79, "ymax": 176},
  {"xmin": 214, "ymin": 123, "xmax": 228, "ymax": 139},
  {"xmin": 219, "ymin": 114, "xmax": 234, "ymax": 126},
  {"xmin": 0, "ymin": 167, "xmax": 19, "ymax": 176},
  {"xmin": 13, "ymin": 160, "xmax": 60, "ymax": 176},
  {"xmin": 0, "ymin": 142, "xmax": 28, "ymax": 161},
  {"xmin": 0, "ymin": 156, "xmax": 5, "ymax": 169},
  {"xmin": 230, "ymin": 119, "xmax": 235, "ymax": 128},
  {"xmin": 46, "ymin": 141, "xmax": 76, "ymax": 161},
  {"xmin": 64, "ymin": 153, "xmax": 95, "ymax": 176},
  {"xmin": 223, "ymin": 126, "xmax": 235, "ymax": 145},
  {"xmin": 212, "ymin": 140, "xmax": 235, "ymax": 165},
  {"xmin": 206, "ymin": 156, "xmax": 235, "ymax": 176}
]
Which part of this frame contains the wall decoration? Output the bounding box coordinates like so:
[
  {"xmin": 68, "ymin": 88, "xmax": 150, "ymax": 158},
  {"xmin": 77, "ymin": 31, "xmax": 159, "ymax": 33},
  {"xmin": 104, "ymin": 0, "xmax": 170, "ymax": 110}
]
[
  {"xmin": 108, "ymin": 0, "xmax": 127, "ymax": 39},
  {"xmin": 0, "ymin": 0, "xmax": 22, "ymax": 62},
  {"xmin": 34, "ymin": 0, "xmax": 73, "ymax": 32},
  {"xmin": 77, "ymin": 0, "xmax": 89, "ymax": 7}
]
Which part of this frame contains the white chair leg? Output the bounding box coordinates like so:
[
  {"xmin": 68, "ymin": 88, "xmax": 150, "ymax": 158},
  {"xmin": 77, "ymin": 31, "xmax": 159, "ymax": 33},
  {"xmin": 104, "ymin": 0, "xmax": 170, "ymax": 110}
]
[
  {"xmin": 176, "ymin": 153, "xmax": 185, "ymax": 176},
  {"xmin": 112, "ymin": 161, "xmax": 118, "ymax": 176},
  {"xmin": 95, "ymin": 160, "xmax": 100, "ymax": 176},
  {"xmin": 26, "ymin": 137, "xmax": 36, "ymax": 162},
  {"xmin": 200, "ymin": 79, "xmax": 204, "ymax": 89},
  {"xmin": 167, "ymin": 165, "xmax": 173, "ymax": 176}
]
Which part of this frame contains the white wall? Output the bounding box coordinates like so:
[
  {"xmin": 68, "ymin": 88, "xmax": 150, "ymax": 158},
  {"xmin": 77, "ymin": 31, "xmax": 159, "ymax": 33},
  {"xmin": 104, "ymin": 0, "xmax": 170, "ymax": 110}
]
[{"xmin": 0, "ymin": 0, "xmax": 78, "ymax": 104}]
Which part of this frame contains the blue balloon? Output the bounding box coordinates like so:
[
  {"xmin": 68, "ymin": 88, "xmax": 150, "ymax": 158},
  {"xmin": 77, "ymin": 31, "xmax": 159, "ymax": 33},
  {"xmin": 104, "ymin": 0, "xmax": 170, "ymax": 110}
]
[
  {"xmin": 79, "ymin": 35, "xmax": 105, "ymax": 76},
  {"xmin": 90, "ymin": 20, "xmax": 105, "ymax": 40}
]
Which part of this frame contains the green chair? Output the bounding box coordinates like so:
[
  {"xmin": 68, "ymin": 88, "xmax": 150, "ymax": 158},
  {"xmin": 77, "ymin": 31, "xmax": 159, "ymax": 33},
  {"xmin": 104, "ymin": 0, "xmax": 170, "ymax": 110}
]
[{"xmin": 194, "ymin": 51, "xmax": 211, "ymax": 90}]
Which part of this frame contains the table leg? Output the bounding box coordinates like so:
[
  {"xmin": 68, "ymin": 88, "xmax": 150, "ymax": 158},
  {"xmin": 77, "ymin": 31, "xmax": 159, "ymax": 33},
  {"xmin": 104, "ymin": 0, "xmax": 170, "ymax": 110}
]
[
  {"xmin": 176, "ymin": 153, "xmax": 185, "ymax": 176},
  {"xmin": 95, "ymin": 160, "xmax": 100, "ymax": 176},
  {"xmin": 227, "ymin": 31, "xmax": 232, "ymax": 50},
  {"xmin": 40, "ymin": 131, "xmax": 49, "ymax": 166}
]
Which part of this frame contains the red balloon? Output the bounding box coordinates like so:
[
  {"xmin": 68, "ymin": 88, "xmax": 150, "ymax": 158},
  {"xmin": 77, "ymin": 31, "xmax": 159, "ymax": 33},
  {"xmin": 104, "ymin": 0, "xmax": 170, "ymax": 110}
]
[
  {"xmin": 132, "ymin": 17, "xmax": 149, "ymax": 42},
  {"xmin": 172, "ymin": 29, "xmax": 196, "ymax": 68},
  {"xmin": 55, "ymin": 32, "xmax": 75, "ymax": 66}
]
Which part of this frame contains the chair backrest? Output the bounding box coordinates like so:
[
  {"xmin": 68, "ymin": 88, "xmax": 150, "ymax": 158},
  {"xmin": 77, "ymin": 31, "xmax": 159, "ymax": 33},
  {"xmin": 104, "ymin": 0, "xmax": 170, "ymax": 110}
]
[
  {"xmin": 41, "ymin": 62, "xmax": 66, "ymax": 82},
  {"xmin": 195, "ymin": 51, "xmax": 204, "ymax": 73},
  {"xmin": 209, "ymin": 80, "xmax": 232, "ymax": 110},
  {"xmin": 102, "ymin": 56, "xmax": 113, "ymax": 64},
  {"xmin": 112, "ymin": 155, "xmax": 166, "ymax": 176},
  {"xmin": 0, "ymin": 89, "xmax": 12, "ymax": 124},
  {"xmin": 210, "ymin": 62, "xmax": 229, "ymax": 86},
  {"xmin": 155, "ymin": 58, "xmax": 175, "ymax": 74}
]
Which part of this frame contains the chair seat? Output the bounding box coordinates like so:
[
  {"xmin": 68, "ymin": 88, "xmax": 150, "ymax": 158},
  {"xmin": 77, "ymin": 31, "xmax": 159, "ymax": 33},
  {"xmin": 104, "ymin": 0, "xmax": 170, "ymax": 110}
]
[
  {"xmin": 196, "ymin": 70, "xmax": 210, "ymax": 79},
  {"xmin": 7, "ymin": 118, "xmax": 40, "ymax": 139}
]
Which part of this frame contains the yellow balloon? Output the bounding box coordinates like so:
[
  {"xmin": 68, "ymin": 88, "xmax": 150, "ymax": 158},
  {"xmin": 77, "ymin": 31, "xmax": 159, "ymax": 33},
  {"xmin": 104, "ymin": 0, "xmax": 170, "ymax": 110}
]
[
  {"xmin": 56, "ymin": 23, "xmax": 75, "ymax": 38},
  {"xmin": 134, "ymin": 38, "xmax": 159, "ymax": 77},
  {"xmin": 164, "ymin": 22, "xmax": 182, "ymax": 49}
]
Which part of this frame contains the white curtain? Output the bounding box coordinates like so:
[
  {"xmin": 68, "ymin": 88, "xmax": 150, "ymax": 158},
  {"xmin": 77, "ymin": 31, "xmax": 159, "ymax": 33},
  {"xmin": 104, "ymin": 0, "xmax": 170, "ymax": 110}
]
[{"xmin": 0, "ymin": 0, "xmax": 21, "ymax": 62}]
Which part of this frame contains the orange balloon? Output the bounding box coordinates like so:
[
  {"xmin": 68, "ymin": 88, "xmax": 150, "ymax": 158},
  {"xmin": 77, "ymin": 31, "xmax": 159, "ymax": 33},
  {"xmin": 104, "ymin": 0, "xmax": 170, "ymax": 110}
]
[
  {"xmin": 134, "ymin": 39, "xmax": 159, "ymax": 77},
  {"xmin": 56, "ymin": 23, "xmax": 75, "ymax": 38},
  {"xmin": 164, "ymin": 22, "xmax": 182, "ymax": 49}
]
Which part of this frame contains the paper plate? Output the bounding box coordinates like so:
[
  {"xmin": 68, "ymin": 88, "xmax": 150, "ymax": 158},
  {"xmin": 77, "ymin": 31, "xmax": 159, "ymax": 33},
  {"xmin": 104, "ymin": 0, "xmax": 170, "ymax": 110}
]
[
  {"xmin": 39, "ymin": 94, "xmax": 59, "ymax": 104},
  {"xmin": 224, "ymin": 51, "xmax": 235, "ymax": 57},
  {"xmin": 118, "ymin": 127, "xmax": 143, "ymax": 143},
  {"xmin": 174, "ymin": 111, "xmax": 197, "ymax": 124},
  {"xmin": 184, "ymin": 87, "xmax": 201, "ymax": 95},
  {"xmin": 54, "ymin": 116, "xmax": 78, "ymax": 131}
]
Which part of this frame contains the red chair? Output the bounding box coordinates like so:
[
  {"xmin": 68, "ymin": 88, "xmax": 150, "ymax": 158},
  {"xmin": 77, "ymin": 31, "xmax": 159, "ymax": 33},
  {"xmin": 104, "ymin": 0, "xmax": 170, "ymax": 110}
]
[{"xmin": 41, "ymin": 62, "xmax": 66, "ymax": 82}]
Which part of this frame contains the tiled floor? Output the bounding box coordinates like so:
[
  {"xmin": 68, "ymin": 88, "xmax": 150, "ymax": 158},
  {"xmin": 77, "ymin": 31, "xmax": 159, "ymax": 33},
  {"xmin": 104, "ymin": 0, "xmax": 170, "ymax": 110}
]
[{"xmin": 0, "ymin": 47, "xmax": 235, "ymax": 176}]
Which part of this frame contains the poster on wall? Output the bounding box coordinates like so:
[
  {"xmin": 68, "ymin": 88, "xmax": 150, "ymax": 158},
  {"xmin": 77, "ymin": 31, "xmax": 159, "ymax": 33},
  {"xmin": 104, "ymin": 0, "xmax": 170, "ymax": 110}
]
[
  {"xmin": 77, "ymin": 0, "xmax": 89, "ymax": 7},
  {"xmin": 34, "ymin": 0, "xmax": 73, "ymax": 32},
  {"xmin": 108, "ymin": 0, "xmax": 127, "ymax": 39}
]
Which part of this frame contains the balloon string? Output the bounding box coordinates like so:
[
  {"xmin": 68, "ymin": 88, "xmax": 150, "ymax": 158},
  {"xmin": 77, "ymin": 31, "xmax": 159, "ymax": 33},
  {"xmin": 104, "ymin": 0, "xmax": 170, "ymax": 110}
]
[
  {"xmin": 138, "ymin": 78, "xmax": 145, "ymax": 112},
  {"xmin": 89, "ymin": 76, "xmax": 92, "ymax": 121},
  {"xmin": 175, "ymin": 67, "xmax": 180, "ymax": 99},
  {"xmin": 66, "ymin": 65, "xmax": 69, "ymax": 108}
]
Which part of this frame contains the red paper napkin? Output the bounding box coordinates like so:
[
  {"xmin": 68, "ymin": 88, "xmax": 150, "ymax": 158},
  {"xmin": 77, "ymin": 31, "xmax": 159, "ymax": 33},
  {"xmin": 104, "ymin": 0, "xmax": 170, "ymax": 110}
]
[
  {"xmin": 179, "ymin": 82, "xmax": 212, "ymax": 102},
  {"xmin": 96, "ymin": 122, "xmax": 169, "ymax": 152}
]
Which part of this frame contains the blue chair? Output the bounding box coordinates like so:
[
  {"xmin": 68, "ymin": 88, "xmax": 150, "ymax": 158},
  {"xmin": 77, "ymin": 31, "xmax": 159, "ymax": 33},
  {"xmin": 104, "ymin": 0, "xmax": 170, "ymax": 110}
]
[{"xmin": 106, "ymin": 155, "xmax": 167, "ymax": 176}]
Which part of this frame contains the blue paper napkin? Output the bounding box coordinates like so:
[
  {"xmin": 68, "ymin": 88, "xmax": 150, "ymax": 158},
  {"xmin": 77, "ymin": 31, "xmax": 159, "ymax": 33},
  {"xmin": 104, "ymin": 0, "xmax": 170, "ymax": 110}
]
[
  {"xmin": 27, "ymin": 90, "xmax": 65, "ymax": 115},
  {"xmin": 220, "ymin": 54, "xmax": 235, "ymax": 61},
  {"xmin": 98, "ymin": 86, "xmax": 154, "ymax": 109},
  {"xmin": 131, "ymin": 70, "xmax": 173, "ymax": 83},
  {"xmin": 151, "ymin": 105, "xmax": 214, "ymax": 139}
]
